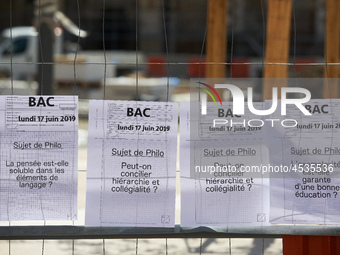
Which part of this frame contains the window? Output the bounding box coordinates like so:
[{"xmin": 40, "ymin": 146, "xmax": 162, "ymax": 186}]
[
  {"xmin": 3, "ymin": 37, "xmax": 28, "ymax": 56},
  {"xmin": 12, "ymin": 38, "xmax": 28, "ymax": 54}
]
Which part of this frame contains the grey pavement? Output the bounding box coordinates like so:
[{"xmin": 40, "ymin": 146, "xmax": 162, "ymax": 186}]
[{"xmin": 0, "ymin": 238, "xmax": 282, "ymax": 255}]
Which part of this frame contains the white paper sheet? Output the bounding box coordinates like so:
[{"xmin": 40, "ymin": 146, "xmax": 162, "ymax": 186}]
[
  {"xmin": 268, "ymin": 99, "xmax": 340, "ymax": 224},
  {"xmin": 180, "ymin": 102, "xmax": 269, "ymax": 226},
  {"xmin": 85, "ymin": 100, "xmax": 177, "ymax": 227},
  {"xmin": 0, "ymin": 96, "xmax": 78, "ymax": 221}
]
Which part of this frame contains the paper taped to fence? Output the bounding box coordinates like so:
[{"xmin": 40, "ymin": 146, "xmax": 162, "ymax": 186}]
[
  {"xmin": 180, "ymin": 102, "xmax": 269, "ymax": 226},
  {"xmin": 269, "ymin": 99, "xmax": 340, "ymax": 224},
  {"xmin": 86, "ymin": 100, "xmax": 177, "ymax": 227},
  {"xmin": 0, "ymin": 96, "xmax": 78, "ymax": 221}
]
